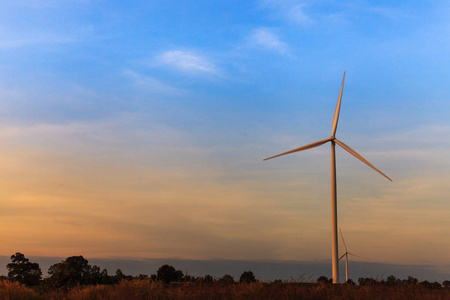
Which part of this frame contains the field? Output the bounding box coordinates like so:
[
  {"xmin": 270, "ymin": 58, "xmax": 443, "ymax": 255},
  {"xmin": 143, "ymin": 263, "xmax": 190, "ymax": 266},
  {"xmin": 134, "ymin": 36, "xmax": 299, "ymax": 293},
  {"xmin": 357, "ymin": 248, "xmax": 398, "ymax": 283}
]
[{"xmin": 1, "ymin": 279, "xmax": 449, "ymax": 300}]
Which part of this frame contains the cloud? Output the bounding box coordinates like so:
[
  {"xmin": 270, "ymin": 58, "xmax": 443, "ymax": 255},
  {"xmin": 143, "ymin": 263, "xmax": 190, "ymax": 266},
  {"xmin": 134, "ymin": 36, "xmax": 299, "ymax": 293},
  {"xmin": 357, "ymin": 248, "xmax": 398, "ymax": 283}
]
[
  {"xmin": 123, "ymin": 70, "xmax": 184, "ymax": 96},
  {"xmin": 260, "ymin": 0, "xmax": 313, "ymax": 25},
  {"xmin": 157, "ymin": 50, "xmax": 217, "ymax": 74},
  {"xmin": 0, "ymin": 35, "xmax": 78, "ymax": 49},
  {"xmin": 249, "ymin": 28, "xmax": 289, "ymax": 54},
  {"xmin": 286, "ymin": 3, "xmax": 312, "ymax": 24},
  {"xmin": 260, "ymin": 1, "xmax": 410, "ymax": 27}
]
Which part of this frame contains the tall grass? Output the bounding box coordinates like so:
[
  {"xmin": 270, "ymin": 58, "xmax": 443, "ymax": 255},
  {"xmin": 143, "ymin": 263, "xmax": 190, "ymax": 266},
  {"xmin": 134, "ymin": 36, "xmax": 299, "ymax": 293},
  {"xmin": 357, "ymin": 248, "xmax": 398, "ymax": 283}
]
[
  {"xmin": 0, "ymin": 279, "xmax": 39, "ymax": 300},
  {"xmin": 1, "ymin": 279, "xmax": 448, "ymax": 299},
  {"xmin": 45, "ymin": 279, "xmax": 165, "ymax": 300}
]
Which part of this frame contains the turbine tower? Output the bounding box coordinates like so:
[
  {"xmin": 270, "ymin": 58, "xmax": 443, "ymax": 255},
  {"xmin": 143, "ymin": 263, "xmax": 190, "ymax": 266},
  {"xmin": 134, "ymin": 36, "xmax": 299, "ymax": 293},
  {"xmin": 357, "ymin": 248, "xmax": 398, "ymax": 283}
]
[
  {"xmin": 264, "ymin": 71, "xmax": 392, "ymax": 284},
  {"xmin": 339, "ymin": 228, "xmax": 369, "ymax": 283}
]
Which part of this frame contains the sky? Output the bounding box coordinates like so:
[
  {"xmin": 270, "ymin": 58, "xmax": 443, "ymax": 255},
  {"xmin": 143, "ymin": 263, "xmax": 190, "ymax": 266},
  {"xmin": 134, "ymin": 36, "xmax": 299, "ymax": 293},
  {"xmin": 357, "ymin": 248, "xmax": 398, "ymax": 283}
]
[{"xmin": 0, "ymin": 0, "xmax": 449, "ymax": 278}]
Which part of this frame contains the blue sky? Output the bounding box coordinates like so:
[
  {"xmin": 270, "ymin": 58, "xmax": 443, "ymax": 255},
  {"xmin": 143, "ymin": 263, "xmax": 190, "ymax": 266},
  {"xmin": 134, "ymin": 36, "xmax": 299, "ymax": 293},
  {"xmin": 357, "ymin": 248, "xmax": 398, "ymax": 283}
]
[{"xmin": 0, "ymin": 0, "xmax": 449, "ymax": 277}]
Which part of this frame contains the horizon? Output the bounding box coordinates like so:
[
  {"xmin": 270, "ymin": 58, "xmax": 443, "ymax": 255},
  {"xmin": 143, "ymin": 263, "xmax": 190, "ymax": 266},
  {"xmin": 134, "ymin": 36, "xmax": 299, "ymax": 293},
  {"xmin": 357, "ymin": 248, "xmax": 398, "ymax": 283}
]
[
  {"xmin": 1, "ymin": 255, "xmax": 449, "ymax": 283},
  {"xmin": 0, "ymin": 0, "xmax": 449, "ymax": 282}
]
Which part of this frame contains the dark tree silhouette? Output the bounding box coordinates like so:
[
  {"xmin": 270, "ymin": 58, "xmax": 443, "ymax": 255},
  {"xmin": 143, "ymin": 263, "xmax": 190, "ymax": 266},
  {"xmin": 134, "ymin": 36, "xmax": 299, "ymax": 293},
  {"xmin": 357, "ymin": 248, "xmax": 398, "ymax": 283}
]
[
  {"xmin": 114, "ymin": 268, "xmax": 126, "ymax": 282},
  {"xmin": 386, "ymin": 275, "xmax": 399, "ymax": 286},
  {"xmin": 404, "ymin": 276, "xmax": 418, "ymax": 286},
  {"xmin": 6, "ymin": 252, "xmax": 42, "ymax": 286},
  {"xmin": 317, "ymin": 276, "xmax": 331, "ymax": 284},
  {"xmin": 47, "ymin": 256, "xmax": 93, "ymax": 288},
  {"xmin": 346, "ymin": 278, "xmax": 356, "ymax": 285},
  {"xmin": 156, "ymin": 265, "xmax": 183, "ymax": 283},
  {"xmin": 218, "ymin": 274, "xmax": 235, "ymax": 285},
  {"xmin": 100, "ymin": 268, "xmax": 113, "ymax": 284},
  {"xmin": 90, "ymin": 265, "xmax": 102, "ymax": 284},
  {"xmin": 239, "ymin": 271, "xmax": 256, "ymax": 283},
  {"xmin": 203, "ymin": 274, "xmax": 214, "ymax": 284}
]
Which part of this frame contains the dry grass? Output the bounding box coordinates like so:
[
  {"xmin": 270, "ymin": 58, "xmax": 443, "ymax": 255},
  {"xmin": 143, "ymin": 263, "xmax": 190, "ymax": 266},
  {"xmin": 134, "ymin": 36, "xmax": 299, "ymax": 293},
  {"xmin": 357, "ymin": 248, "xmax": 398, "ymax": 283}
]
[
  {"xmin": 0, "ymin": 279, "xmax": 39, "ymax": 300},
  {"xmin": 49, "ymin": 281, "xmax": 449, "ymax": 300},
  {"xmin": 1, "ymin": 279, "xmax": 449, "ymax": 300}
]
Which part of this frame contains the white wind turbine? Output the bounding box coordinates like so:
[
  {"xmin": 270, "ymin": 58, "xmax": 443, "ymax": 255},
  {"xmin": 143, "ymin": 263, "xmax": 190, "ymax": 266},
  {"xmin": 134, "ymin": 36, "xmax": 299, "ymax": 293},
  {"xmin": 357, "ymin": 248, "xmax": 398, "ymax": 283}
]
[
  {"xmin": 339, "ymin": 228, "xmax": 369, "ymax": 283},
  {"xmin": 264, "ymin": 71, "xmax": 392, "ymax": 284}
]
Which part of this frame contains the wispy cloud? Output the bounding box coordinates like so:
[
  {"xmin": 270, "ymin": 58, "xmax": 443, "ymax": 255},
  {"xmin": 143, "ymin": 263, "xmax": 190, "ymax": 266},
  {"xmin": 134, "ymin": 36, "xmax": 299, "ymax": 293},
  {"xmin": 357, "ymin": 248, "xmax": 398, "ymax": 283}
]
[
  {"xmin": 261, "ymin": 0, "xmax": 313, "ymax": 25},
  {"xmin": 285, "ymin": 3, "xmax": 312, "ymax": 24},
  {"xmin": 249, "ymin": 28, "xmax": 289, "ymax": 54},
  {"xmin": 260, "ymin": 1, "xmax": 409, "ymax": 26},
  {"xmin": 123, "ymin": 70, "xmax": 184, "ymax": 96},
  {"xmin": 157, "ymin": 50, "xmax": 218, "ymax": 75},
  {"xmin": 0, "ymin": 34, "xmax": 79, "ymax": 49}
]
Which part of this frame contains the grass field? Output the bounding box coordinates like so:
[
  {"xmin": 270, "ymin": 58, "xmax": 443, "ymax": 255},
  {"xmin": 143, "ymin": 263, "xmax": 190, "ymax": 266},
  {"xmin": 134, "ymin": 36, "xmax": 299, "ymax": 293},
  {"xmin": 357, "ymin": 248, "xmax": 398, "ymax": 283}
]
[{"xmin": 1, "ymin": 278, "xmax": 449, "ymax": 300}]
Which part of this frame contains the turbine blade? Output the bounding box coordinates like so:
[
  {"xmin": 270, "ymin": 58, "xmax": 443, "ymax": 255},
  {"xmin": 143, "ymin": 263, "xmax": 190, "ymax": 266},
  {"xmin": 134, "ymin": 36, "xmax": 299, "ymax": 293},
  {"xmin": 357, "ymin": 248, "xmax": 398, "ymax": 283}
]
[
  {"xmin": 348, "ymin": 252, "xmax": 370, "ymax": 260},
  {"xmin": 339, "ymin": 253, "xmax": 346, "ymax": 260},
  {"xmin": 331, "ymin": 71, "xmax": 346, "ymax": 137},
  {"xmin": 340, "ymin": 228, "xmax": 348, "ymax": 252},
  {"xmin": 263, "ymin": 137, "xmax": 331, "ymax": 161},
  {"xmin": 334, "ymin": 139, "xmax": 392, "ymax": 182}
]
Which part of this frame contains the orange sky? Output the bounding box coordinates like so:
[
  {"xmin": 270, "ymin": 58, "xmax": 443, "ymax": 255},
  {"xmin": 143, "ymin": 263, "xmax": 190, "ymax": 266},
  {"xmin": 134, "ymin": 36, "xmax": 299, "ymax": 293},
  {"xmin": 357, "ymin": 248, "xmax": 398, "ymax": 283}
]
[{"xmin": 0, "ymin": 120, "xmax": 448, "ymax": 270}]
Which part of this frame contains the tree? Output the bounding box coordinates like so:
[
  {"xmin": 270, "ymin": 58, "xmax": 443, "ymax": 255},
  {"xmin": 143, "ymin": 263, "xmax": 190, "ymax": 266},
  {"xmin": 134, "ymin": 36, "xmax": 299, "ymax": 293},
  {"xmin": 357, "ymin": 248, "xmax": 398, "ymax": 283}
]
[
  {"xmin": 136, "ymin": 274, "xmax": 149, "ymax": 280},
  {"xmin": 358, "ymin": 277, "xmax": 377, "ymax": 286},
  {"xmin": 114, "ymin": 268, "xmax": 126, "ymax": 283},
  {"xmin": 100, "ymin": 269, "xmax": 113, "ymax": 285},
  {"xmin": 156, "ymin": 265, "xmax": 183, "ymax": 283},
  {"xmin": 90, "ymin": 265, "xmax": 102, "ymax": 284},
  {"xmin": 431, "ymin": 282, "xmax": 442, "ymax": 289},
  {"xmin": 47, "ymin": 256, "xmax": 93, "ymax": 288},
  {"xmin": 6, "ymin": 252, "xmax": 42, "ymax": 286},
  {"xmin": 317, "ymin": 276, "xmax": 331, "ymax": 284},
  {"xmin": 403, "ymin": 276, "xmax": 418, "ymax": 286},
  {"xmin": 203, "ymin": 274, "xmax": 214, "ymax": 284},
  {"xmin": 239, "ymin": 271, "xmax": 256, "ymax": 284},
  {"xmin": 358, "ymin": 277, "xmax": 366, "ymax": 286},
  {"xmin": 386, "ymin": 275, "xmax": 399, "ymax": 286},
  {"xmin": 419, "ymin": 280, "xmax": 432, "ymax": 289},
  {"xmin": 346, "ymin": 278, "xmax": 356, "ymax": 285},
  {"xmin": 218, "ymin": 274, "xmax": 235, "ymax": 285}
]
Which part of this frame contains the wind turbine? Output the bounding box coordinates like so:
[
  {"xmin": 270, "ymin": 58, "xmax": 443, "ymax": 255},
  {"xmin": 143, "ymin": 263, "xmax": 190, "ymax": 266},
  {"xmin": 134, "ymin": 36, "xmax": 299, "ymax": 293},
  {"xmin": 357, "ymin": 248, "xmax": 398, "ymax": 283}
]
[
  {"xmin": 339, "ymin": 228, "xmax": 369, "ymax": 283},
  {"xmin": 263, "ymin": 71, "xmax": 392, "ymax": 284}
]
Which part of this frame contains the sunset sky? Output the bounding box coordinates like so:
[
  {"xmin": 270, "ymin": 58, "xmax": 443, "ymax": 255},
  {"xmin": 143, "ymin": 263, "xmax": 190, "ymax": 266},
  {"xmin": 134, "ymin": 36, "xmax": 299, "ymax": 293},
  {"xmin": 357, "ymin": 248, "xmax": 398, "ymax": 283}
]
[{"xmin": 0, "ymin": 0, "xmax": 449, "ymax": 276}]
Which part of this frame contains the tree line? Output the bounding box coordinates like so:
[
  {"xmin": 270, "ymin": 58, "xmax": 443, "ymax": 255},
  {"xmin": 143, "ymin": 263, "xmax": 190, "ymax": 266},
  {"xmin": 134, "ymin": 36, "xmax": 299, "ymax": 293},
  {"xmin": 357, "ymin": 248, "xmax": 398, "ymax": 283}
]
[
  {"xmin": 4, "ymin": 252, "xmax": 256, "ymax": 289},
  {"xmin": 4, "ymin": 252, "xmax": 449, "ymax": 290}
]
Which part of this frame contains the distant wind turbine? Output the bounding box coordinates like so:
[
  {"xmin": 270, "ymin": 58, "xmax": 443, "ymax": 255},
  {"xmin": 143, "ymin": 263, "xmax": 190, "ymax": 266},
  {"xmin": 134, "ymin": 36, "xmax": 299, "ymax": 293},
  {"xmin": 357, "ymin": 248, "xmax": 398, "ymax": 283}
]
[
  {"xmin": 264, "ymin": 71, "xmax": 392, "ymax": 284},
  {"xmin": 339, "ymin": 228, "xmax": 369, "ymax": 283}
]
